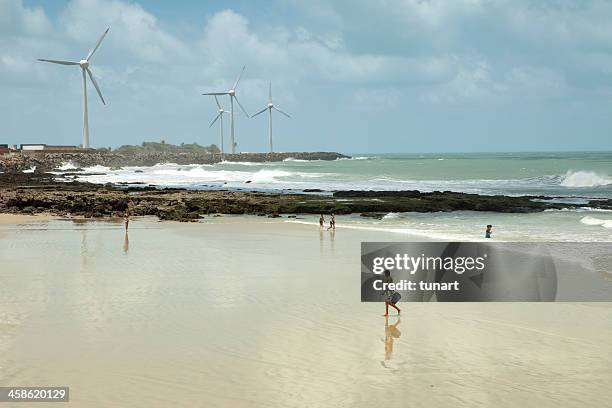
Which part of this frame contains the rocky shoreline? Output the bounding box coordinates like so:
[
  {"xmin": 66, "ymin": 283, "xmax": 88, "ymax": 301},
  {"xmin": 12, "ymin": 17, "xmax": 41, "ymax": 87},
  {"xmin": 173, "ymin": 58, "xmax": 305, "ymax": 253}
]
[
  {"xmin": 0, "ymin": 151, "xmax": 349, "ymax": 173},
  {"xmin": 1, "ymin": 172, "xmax": 610, "ymax": 222}
]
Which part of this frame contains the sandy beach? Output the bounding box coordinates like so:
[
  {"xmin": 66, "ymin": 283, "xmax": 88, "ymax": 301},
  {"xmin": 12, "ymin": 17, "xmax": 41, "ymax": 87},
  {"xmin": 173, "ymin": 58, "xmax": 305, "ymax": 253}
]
[{"xmin": 0, "ymin": 214, "xmax": 610, "ymax": 407}]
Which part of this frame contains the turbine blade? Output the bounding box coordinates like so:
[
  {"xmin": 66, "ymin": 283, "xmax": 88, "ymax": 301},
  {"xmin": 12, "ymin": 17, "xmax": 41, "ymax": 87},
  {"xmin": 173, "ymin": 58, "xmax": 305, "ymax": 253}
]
[
  {"xmin": 202, "ymin": 92, "xmax": 228, "ymax": 96},
  {"xmin": 252, "ymin": 107, "xmax": 268, "ymax": 117},
  {"xmin": 86, "ymin": 27, "xmax": 110, "ymax": 61},
  {"xmin": 214, "ymin": 95, "xmax": 221, "ymax": 109},
  {"xmin": 86, "ymin": 68, "xmax": 106, "ymax": 105},
  {"xmin": 269, "ymin": 81, "xmax": 272, "ymax": 103},
  {"xmin": 233, "ymin": 95, "xmax": 250, "ymax": 118},
  {"xmin": 37, "ymin": 59, "xmax": 79, "ymax": 65},
  {"xmin": 232, "ymin": 65, "xmax": 245, "ymax": 90},
  {"xmin": 209, "ymin": 112, "xmax": 222, "ymax": 128},
  {"xmin": 273, "ymin": 106, "xmax": 291, "ymax": 118}
]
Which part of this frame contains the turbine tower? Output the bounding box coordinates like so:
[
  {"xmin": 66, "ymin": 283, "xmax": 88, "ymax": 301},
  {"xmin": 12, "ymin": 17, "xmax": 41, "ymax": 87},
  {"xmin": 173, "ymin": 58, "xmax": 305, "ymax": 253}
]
[
  {"xmin": 252, "ymin": 82, "xmax": 291, "ymax": 153},
  {"xmin": 208, "ymin": 96, "xmax": 231, "ymax": 154},
  {"xmin": 203, "ymin": 66, "xmax": 250, "ymax": 154},
  {"xmin": 38, "ymin": 27, "xmax": 110, "ymax": 149}
]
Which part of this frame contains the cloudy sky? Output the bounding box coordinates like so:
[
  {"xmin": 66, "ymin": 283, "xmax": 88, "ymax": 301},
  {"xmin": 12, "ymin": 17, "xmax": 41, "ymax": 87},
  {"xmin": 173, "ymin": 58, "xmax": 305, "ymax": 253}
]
[{"xmin": 1, "ymin": 0, "xmax": 612, "ymax": 152}]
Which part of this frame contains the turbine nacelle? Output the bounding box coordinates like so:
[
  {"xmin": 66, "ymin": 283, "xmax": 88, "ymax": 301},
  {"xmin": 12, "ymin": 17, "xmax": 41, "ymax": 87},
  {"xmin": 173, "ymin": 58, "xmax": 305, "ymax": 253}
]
[
  {"xmin": 228, "ymin": 89, "xmax": 236, "ymax": 96},
  {"xmin": 267, "ymin": 103, "xmax": 274, "ymax": 108},
  {"xmin": 79, "ymin": 60, "xmax": 89, "ymax": 69}
]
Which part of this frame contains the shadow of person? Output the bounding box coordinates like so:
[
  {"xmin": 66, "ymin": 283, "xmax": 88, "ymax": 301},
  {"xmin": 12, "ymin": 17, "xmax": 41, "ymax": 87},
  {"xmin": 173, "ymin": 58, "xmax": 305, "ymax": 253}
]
[
  {"xmin": 381, "ymin": 315, "xmax": 401, "ymax": 367},
  {"xmin": 123, "ymin": 231, "xmax": 129, "ymax": 254}
]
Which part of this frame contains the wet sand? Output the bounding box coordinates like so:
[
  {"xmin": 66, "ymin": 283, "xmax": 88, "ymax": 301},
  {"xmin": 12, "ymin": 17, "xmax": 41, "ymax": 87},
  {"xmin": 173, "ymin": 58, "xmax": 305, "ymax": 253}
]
[{"xmin": 0, "ymin": 216, "xmax": 610, "ymax": 407}]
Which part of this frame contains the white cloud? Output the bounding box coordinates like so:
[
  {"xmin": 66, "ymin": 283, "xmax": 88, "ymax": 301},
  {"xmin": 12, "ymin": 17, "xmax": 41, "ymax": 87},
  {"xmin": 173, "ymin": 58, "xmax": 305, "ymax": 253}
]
[
  {"xmin": 0, "ymin": 0, "xmax": 52, "ymax": 36},
  {"xmin": 59, "ymin": 0, "xmax": 190, "ymax": 63},
  {"xmin": 424, "ymin": 59, "xmax": 569, "ymax": 104}
]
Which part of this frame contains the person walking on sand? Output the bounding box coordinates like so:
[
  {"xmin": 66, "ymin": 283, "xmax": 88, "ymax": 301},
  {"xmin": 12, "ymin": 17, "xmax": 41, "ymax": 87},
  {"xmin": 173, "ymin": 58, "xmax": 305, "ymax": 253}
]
[
  {"xmin": 327, "ymin": 212, "xmax": 336, "ymax": 231},
  {"xmin": 319, "ymin": 213, "xmax": 325, "ymax": 229},
  {"xmin": 485, "ymin": 224, "xmax": 492, "ymax": 238},
  {"xmin": 124, "ymin": 209, "xmax": 130, "ymax": 231},
  {"xmin": 382, "ymin": 270, "xmax": 401, "ymax": 316}
]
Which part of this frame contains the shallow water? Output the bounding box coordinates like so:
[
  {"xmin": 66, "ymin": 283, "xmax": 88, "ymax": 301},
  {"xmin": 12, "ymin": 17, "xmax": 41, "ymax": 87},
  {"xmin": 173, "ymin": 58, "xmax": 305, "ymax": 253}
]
[
  {"xmin": 0, "ymin": 217, "xmax": 611, "ymax": 407},
  {"xmin": 289, "ymin": 210, "xmax": 612, "ymax": 242}
]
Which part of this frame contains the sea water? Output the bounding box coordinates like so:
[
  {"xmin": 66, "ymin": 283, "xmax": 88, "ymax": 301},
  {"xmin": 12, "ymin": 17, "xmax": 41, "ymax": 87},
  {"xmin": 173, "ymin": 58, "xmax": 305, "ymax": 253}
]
[{"xmin": 53, "ymin": 151, "xmax": 612, "ymax": 240}]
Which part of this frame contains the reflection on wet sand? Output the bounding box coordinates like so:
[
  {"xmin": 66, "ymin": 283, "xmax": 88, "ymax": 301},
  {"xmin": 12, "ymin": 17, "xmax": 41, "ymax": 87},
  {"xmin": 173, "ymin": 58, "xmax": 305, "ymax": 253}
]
[
  {"xmin": 123, "ymin": 231, "xmax": 129, "ymax": 254},
  {"xmin": 319, "ymin": 229, "xmax": 324, "ymax": 253},
  {"xmin": 382, "ymin": 316, "xmax": 401, "ymax": 367},
  {"xmin": 79, "ymin": 227, "xmax": 88, "ymax": 271}
]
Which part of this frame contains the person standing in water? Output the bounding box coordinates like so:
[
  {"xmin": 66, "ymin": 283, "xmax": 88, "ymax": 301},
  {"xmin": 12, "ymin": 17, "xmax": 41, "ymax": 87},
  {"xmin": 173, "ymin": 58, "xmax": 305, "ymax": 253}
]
[
  {"xmin": 485, "ymin": 224, "xmax": 492, "ymax": 238},
  {"xmin": 319, "ymin": 213, "xmax": 325, "ymax": 229},
  {"xmin": 124, "ymin": 209, "xmax": 130, "ymax": 231},
  {"xmin": 327, "ymin": 212, "xmax": 336, "ymax": 231},
  {"xmin": 382, "ymin": 270, "xmax": 401, "ymax": 316}
]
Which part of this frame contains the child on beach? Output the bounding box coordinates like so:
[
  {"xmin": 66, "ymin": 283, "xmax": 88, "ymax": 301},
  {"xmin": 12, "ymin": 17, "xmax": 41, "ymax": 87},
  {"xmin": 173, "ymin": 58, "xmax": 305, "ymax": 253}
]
[
  {"xmin": 382, "ymin": 270, "xmax": 401, "ymax": 316},
  {"xmin": 485, "ymin": 224, "xmax": 492, "ymax": 238},
  {"xmin": 327, "ymin": 213, "xmax": 335, "ymax": 231},
  {"xmin": 319, "ymin": 213, "xmax": 325, "ymax": 229}
]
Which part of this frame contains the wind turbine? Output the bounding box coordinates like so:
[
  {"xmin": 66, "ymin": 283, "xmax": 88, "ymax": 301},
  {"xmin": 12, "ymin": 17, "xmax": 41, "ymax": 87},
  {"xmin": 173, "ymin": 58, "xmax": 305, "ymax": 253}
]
[
  {"xmin": 252, "ymin": 82, "xmax": 291, "ymax": 153},
  {"xmin": 202, "ymin": 66, "xmax": 250, "ymax": 154},
  {"xmin": 38, "ymin": 27, "xmax": 110, "ymax": 149},
  {"xmin": 208, "ymin": 96, "xmax": 231, "ymax": 154}
]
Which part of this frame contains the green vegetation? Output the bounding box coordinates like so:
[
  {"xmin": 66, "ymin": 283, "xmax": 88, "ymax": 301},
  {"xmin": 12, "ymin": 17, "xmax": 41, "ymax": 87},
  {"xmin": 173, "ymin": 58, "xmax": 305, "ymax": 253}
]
[{"xmin": 114, "ymin": 141, "xmax": 220, "ymax": 154}]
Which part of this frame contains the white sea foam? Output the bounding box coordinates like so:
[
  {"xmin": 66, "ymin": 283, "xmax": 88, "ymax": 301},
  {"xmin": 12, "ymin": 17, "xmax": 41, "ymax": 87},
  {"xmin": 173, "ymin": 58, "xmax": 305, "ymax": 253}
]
[
  {"xmin": 560, "ymin": 170, "xmax": 612, "ymax": 187},
  {"xmin": 22, "ymin": 166, "xmax": 36, "ymax": 173},
  {"xmin": 56, "ymin": 161, "xmax": 77, "ymax": 171},
  {"xmin": 580, "ymin": 216, "xmax": 612, "ymax": 228},
  {"xmin": 219, "ymin": 160, "xmax": 268, "ymax": 166},
  {"xmin": 283, "ymin": 157, "xmax": 311, "ymax": 162},
  {"xmin": 336, "ymin": 156, "xmax": 372, "ymax": 161},
  {"xmin": 82, "ymin": 165, "xmax": 111, "ymax": 173}
]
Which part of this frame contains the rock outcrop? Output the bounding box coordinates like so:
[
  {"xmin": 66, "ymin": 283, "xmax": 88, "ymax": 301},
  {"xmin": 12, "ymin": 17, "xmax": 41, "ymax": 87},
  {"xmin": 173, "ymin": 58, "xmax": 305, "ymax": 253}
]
[
  {"xmin": 0, "ymin": 151, "xmax": 349, "ymax": 173},
  {"xmin": 1, "ymin": 172, "xmax": 610, "ymax": 221}
]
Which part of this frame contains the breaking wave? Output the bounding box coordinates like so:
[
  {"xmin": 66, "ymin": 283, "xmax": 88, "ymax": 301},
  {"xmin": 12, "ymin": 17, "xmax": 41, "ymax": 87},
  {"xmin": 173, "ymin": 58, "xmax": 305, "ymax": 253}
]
[
  {"xmin": 580, "ymin": 216, "xmax": 612, "ymax": 228},
  {"xmin": 560, "ymin": 170, "xmax": 612, "ymax": 188}
]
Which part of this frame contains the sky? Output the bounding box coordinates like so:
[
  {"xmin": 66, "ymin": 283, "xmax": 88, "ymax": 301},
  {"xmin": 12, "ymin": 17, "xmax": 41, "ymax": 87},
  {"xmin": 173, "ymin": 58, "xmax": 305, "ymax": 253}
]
[{"xmin": 1, "ymin": 0, "xmax": 612, "ymax": 153}]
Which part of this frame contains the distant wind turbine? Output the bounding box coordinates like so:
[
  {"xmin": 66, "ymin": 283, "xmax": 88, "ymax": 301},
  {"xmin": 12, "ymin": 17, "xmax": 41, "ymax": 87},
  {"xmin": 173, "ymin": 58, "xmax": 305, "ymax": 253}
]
[
  {"xmin": 252, "ymin": 82, "xmax": 291, "ymax": 153},
  {"xmin": 208, "ymin": 96, "xmax": 232, "ymax": 154},
  {"xmin": 202, "ymin": 66, "xmax": 250, "ymax": 154},
  {"xmin": 38, "ymin": 27, "xmax": 110, "ymax": 149}
]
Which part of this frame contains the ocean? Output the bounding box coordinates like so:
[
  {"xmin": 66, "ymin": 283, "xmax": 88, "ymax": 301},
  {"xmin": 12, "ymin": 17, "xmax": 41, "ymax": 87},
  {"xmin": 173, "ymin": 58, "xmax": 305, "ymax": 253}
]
[{"xmin": 55, "ymin": 151, "xmax": 612, "ymax": 241}]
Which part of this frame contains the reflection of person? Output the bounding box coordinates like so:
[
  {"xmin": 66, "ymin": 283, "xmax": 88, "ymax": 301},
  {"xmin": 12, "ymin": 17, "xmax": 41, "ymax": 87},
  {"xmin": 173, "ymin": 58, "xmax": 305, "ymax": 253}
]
[
  {"xmin": 485, "ymin": 224, "xmax": 492, "ymax": 238},
  {"xmin": 327, "ymin": 213, "xmax": 335, "ymax": 231},
  {"xmin": 382, "ymin": 270, "xmax": 401, "ymax": 316},
  {"xmin": 383, "ymin": 315, "xmax": 401, "ymax": 364},
  {"xmin": 123, "ymin": 231, "xmax": 129, "ymax": 254},
  {"xmin": 319, "ymin": 213, "xmax": 325, "ymax": 229}
]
